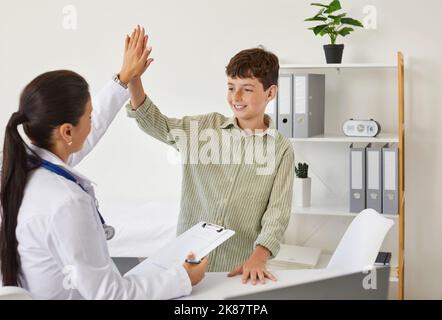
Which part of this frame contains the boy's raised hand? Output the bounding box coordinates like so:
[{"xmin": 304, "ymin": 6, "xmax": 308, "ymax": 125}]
[{"xmin": 118, "ymin": 25, "xmax": 154, "ymax": 85}]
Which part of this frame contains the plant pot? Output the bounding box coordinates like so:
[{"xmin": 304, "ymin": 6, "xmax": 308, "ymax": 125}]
[
  {"xmin": 323, "ymin": 44, "xmax": 344, "ymax": 64},
  {"xmin": 294, "ymin": 177, "xmax": 311, "ymax": 207}
]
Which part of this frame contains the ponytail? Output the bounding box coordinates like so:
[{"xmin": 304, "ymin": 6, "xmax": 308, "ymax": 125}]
[{"xmin": 1, "ymin": 111, "xmax": 30, "ymax": 286}]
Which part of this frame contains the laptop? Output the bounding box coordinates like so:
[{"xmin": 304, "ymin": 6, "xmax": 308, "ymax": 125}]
[{"xmin": 225, "ymin": 267, "xmax": 390, "ymax": 300}]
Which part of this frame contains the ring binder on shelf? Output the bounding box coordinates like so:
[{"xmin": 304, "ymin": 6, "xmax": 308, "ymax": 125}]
[
  {"xmin": 266, "ymin": 97, "xmax": 278, "ymax": 127},
  {"xmin": 366, "ymin": 143, "xmax": 388, "ymax": 213},
  {"xmin": 293, "ymin": 74, "xmax": 325, "ymax": 138},
  {"xmin": 349, "ymin": 143, "xmax": 369, "ymax": 213},
  {"xmin": 382, "ymin": 143, "xmax": 399, "ymax": 214},
  {"xmin": 277, "ymin": 74, "xmax": 293, "ymax": 138}
]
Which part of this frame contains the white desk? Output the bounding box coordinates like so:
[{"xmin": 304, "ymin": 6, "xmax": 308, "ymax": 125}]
[{"xmin": 179, "ymin": 269, "xmax": 351, "ymax": 300}]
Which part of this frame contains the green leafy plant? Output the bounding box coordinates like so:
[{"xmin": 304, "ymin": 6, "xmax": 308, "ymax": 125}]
[
  {"xmin": 295, "ymin": 163, "xmax": 309, "ymax": 179},
  {"xmin": 305, "ymin": 0, "xmax": 364, "ymax": 45}
]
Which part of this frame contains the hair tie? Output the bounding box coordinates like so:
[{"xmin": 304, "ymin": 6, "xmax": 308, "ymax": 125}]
[{"xmin": 9, "ymin": 111, "xmax": 28, "ymax": 126}]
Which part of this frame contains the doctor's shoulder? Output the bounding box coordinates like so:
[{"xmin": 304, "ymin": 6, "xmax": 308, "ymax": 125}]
[{"xmin": 24, "ymin": 168, "xmax": 92, "ymax": 211}]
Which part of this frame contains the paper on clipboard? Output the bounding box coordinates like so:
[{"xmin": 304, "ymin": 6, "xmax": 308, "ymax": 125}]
[{"xmin": 125, "ymin": 222, "xmax": 235, "ymax": 277}]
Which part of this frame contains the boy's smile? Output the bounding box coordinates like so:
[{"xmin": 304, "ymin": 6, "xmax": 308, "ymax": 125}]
[{"xmin": 227, "ymin": 76, "xmax": 276, "ymax": 131}]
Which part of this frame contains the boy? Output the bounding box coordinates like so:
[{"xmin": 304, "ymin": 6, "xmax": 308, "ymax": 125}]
[{"xmin": 127, "ymin": 45, "xmax": 294, "ymax": 285}]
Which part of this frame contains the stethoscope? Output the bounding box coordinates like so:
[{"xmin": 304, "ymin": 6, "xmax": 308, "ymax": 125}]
[{"xmin": 34, "ymin": 158, "xmax": 115, "ymax": 241}]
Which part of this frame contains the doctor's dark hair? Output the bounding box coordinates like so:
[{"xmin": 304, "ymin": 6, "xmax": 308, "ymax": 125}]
[{"xmin": 1, "ymin": 70, "xmax": 90, "ymax": 286}]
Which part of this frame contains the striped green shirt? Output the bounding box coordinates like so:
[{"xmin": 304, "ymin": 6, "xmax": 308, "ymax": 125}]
[{"xmin": 126, "ymin": 97, "xmax": 294, "ymax": 272}]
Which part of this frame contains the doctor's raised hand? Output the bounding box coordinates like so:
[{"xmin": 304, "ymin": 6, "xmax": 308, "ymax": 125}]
[
  {"xmin": 118, "ymin": 25, "xmax": 153, "ymax": 85},
  {"xmin": 67, "ymin": 25, "xmax": 152, "ymax": 167}
]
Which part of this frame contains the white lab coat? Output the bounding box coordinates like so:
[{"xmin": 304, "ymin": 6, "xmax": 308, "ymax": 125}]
[{"xmin": 13, "ymin": 80, "xmax": 191, "ymax": 299}]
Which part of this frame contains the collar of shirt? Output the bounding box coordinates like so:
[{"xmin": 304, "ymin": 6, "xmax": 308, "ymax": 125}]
[
  {"xmin": 27, "ymin": 144, "xmax": 96, "ymax": 188},
  {"xmin": 219, "ymin": 114, "xmax": 277, "ymax": 138}
]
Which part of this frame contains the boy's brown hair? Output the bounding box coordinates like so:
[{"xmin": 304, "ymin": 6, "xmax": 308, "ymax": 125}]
[{"xmin": 226, "ymin": 48, "xmax": 279, "ymax": 90}]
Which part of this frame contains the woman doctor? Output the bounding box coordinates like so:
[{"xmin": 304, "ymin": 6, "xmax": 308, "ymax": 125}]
[{"xmin": 0, "ymin": 26, "xmax": 207, "ymax": 299}]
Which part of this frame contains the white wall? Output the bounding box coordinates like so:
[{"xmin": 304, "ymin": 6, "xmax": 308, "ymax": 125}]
[{"xmin": 1, "ymin": 0, "xmax": 441, "ymax": 298}]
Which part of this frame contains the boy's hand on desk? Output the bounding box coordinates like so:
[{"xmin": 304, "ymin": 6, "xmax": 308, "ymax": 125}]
[{"xmin": 227, "ymin": 245, "xmax": 277, "ymax": 285}]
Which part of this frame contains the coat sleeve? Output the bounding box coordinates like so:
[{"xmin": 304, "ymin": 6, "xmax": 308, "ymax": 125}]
[
  {"xmin": 68, "ymin": 80, "xmax": 130, "ymax": 167},
  {"xmin": 47, "ymin": 193, "xmax": 192, "ymax": 300}
]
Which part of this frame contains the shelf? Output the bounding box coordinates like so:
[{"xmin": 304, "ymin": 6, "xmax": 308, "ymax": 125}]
[
  {"xmin": 280, "ymin": 63, "xmax": 397, "ymax": 70},
  {"xmin": 292, "ymin": 204, "xmax": 399, "ymax": 219},
  {"xmin": 289, "ymin": 133, "xmax": 399, "ymax": 143}
]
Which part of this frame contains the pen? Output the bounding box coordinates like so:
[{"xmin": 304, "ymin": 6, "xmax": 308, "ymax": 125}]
[
  {"xmin": 185, "ymin": 259, "xmax": 201, "ymax": 264},
  {"xmin": 185, "ymin": 256, "xmax": 205, "ymax": 264}
]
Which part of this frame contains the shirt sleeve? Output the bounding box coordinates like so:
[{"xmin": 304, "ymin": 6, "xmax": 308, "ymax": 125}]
[
  {"xmin": 254, "ymin": 145, "xmax": 295, "ymax": 257},
  {"xmin": 47, "ymin": 193, "xmax": 192, "ymax": 300},
  {"xmin": 68, "ymin": 80, "xmax": 130, "ymax": 167},
  {"xmin": 126, "ymin": 96, "xmax": 198, "ymax": 152}
]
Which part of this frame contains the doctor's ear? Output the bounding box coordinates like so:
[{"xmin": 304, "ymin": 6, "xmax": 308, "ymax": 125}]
[{"xmin": 57, "ymin": 123, "xmax": 74, "ymax": 146}]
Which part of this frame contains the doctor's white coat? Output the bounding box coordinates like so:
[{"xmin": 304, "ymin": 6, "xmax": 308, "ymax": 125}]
[{"xmin": 9, "ymin": 80, "xmax": 191, "ymax": 299}]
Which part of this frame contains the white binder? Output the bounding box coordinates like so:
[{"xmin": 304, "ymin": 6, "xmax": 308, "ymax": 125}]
[
  {"xmin": 382, "ymin": 143, "xmax": 399, "ymax": 214},
  {"xmin": 349, "ymin": 143, "xmax": 369, "ymax": 213},
  {"xmin": 125, "ymin": 222, "xmax": 235, "ymax": 276},
  {"xmin": 277, "ymin": 74, "xmax": 293, "ymax": 137},
  {"xmin": 366, "ymin": 143, "xmax": 387, "ymax": 213},
  {"xmin": 266, "ymin": 97, "xmax": 278, "ymax": 128},
  {"xmin": 293, "ymin": 74, "xmax": 325, "ymax": 138}
]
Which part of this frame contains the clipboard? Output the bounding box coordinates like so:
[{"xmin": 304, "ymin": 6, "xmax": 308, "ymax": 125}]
[{"xmin": 125, "ymin": 222, "xmax": 235, "ymax": 277}]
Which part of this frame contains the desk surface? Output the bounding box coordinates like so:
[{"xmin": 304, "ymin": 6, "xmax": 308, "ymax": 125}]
[{"xmin": 180, "ymin": 269, "xmax": 350, "ymax": 300}]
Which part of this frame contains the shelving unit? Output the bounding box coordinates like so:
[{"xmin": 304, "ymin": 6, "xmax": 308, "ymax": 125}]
[
  {"xmin": 293, "ymin": 203, "xmax": 399, "ymax": 219},
  {"xmin": 290, "ymin": 133, "xmax": 399, "ymax": 143},
  {"xmin": 281, "ymin": 63, "xmax": 397, "ymax": 70},
  {"xmin": 281, "ymin": 53, "xmax": 405, "ymax": 299}
]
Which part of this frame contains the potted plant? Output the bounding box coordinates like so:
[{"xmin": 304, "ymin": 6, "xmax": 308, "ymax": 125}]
[
  {"xmin": 294, "ymin": 162, "xmax": 311, "ymax": 207},
  {"xmin": 305, "ymin": 0, "xmax": 364, "ymax": 63}
]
